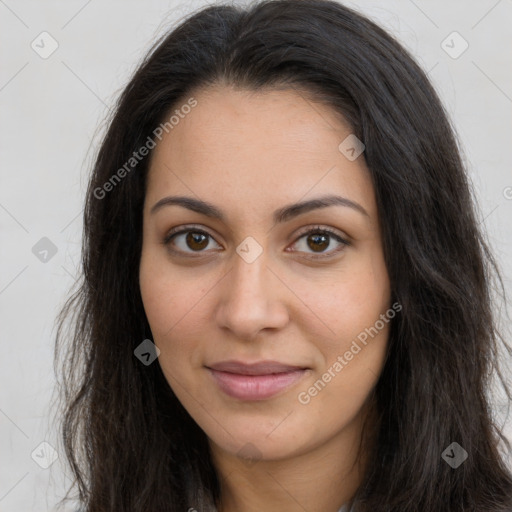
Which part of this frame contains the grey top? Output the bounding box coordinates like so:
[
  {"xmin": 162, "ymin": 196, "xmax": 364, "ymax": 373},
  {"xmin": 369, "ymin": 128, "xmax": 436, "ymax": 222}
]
[
  {"xmin": 76, "ymin": 502, "xmax": 354, "ymax": 511},
  {"xmin": 75, "ymin": 498, "xmax": 355, "ymax": 511}
]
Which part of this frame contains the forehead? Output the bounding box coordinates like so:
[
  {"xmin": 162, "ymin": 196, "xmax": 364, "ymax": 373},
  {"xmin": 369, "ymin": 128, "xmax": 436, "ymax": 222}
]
[{"xmin": 145, "ymin": 85, "xmax": 376, "ymax": 223}]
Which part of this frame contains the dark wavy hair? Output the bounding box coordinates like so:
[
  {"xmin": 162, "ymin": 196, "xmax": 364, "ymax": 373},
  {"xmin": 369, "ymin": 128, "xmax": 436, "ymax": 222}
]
[{"xmin": 54, "ymin": 0, "xmax": 512, "ymax": 510}]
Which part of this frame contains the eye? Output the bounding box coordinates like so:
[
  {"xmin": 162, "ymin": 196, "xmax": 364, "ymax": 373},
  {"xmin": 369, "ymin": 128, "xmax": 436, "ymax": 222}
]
[
  {"xmin": 162, "ymin": 224, "xmax": 349, "ymax": 259},
  {"xmin": 163, "ymin": 225, "xmax": 221, "ymax": 255},
  {"xmin": 287, "ymin": 226, "xmax": 350, "ymax": 259}
]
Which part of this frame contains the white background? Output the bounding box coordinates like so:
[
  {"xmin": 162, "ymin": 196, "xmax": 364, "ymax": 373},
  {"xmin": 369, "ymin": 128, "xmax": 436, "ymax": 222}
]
[{"xmin": 1, "ymin": 1, "xmax": 511, "ymax": 510}]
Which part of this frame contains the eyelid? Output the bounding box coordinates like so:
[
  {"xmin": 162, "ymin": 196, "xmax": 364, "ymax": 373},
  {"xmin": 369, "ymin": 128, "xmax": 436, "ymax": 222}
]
[
  {"xmin": 163, "ymin": 224, "xmax": 217, "ymax": 245},
  {"xmin": 291, "ymin": 224, "xmax": 350, "ymax": 243}
]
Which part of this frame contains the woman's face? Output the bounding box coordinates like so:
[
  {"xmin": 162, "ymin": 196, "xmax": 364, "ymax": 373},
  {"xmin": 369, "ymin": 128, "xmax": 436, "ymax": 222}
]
[{"xmin": 140, "ymin": 85, "xmax": 391, "ymax": 462}]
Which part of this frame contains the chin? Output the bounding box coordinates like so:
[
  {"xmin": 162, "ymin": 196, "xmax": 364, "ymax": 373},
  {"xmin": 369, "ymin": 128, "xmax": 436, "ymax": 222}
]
[{"xmin": 205, "ymin": 417, "xmax": 314, "ymax": 462}]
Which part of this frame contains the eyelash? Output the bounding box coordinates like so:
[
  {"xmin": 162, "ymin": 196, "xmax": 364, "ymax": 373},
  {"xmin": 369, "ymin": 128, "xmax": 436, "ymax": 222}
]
[{"xmin": 162, "ymin": 224, "xmax": 350, "ymax": 260}]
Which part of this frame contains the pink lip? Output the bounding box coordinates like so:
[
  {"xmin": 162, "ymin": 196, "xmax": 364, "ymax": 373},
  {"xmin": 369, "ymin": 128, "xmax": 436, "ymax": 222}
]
[{"xmin": 206, "ymin": 360, "xmax": 309, "ymax": 401}]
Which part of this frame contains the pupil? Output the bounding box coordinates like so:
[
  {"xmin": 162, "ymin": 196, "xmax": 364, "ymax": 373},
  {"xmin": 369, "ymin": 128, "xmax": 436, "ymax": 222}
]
[
  {"xmin": 307, "ymin": 233, "xmax": 329, "ymax": 252},
  {"xmin": 186, "ymin": 232, "xmax": 208, "ymax": 250}
]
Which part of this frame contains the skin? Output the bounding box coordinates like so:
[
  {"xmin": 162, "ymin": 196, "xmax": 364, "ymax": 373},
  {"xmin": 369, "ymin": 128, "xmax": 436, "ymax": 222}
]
[{"xmin": 139, "ymin": 85, "xmax": 391, "ymax": 512}]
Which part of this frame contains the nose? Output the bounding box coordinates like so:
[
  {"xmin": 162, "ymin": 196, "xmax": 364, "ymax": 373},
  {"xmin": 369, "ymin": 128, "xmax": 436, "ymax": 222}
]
[{"xmin": 214, "ymin": 249, "xmax": 289, "ymax": 340}]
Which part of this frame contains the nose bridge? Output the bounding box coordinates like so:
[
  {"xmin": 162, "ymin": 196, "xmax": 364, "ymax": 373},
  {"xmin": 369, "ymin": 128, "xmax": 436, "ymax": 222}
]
[
  {"xmin": 215, "ymin": 246, "xmax": 288, "ymax": 338},
  {"xmin": 231, "ymin": 249, "xmax": 267, "ymax": 299}
]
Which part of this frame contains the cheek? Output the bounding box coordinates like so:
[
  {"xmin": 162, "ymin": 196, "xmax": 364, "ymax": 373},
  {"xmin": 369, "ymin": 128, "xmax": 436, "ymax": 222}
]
[
  {"xmin": 297, "ymin": 282, "xmax": 390, "ymax": 425},
  {"xmin": 140, "ymin": 249, "xmax": 199, "ymax": 336},
  {"xmin": 139, "ymin": 251, "xmax": 215, "ymax": 373},
  {"xmin": 292, "ymin": 255, "xmax": 390, "ymax": 342}
]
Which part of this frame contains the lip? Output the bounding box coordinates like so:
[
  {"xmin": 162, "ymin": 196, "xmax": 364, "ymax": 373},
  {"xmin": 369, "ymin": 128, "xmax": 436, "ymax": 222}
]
[{"xmin": 206, "ymin": 360, "xmax": 309, "ymax": 401}]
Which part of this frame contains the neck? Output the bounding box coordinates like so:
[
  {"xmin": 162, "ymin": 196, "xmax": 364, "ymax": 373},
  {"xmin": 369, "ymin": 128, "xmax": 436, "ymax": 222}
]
[{"xmin": 210, "ymin": 405, "xmax": 375, "ymax": 512}]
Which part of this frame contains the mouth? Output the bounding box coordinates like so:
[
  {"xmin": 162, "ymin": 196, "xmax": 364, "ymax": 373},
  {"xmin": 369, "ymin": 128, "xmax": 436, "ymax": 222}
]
[{"xmin": 205, "ymin": 360, "xmax": 310, "ymax": 401}]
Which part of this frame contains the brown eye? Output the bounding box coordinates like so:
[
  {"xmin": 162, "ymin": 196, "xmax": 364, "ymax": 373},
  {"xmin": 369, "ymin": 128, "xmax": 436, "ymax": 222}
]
[
  {"xmin": 163, "ymin": 227, "xmax": 222, "ymax": 255},
  {"xmin": 289, "ymin": 227, "xmax": 349, "ymax": 259},
  {"xmin": 307, "ymin": 233, "xmax": 330, "ymax": 252},
  {"xmin": 185, "ymin": 231, "xmax": 209, "ymax": 251}
]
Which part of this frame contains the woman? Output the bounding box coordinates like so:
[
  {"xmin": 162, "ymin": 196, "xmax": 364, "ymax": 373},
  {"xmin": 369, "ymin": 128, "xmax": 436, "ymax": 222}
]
[{"xmin": 54, "ymin": 0, "xmax": 512, "ymax": 510}]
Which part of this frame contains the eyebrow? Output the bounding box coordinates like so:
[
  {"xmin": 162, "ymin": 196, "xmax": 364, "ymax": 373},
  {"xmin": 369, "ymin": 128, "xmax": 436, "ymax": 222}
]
[{"xmin": 150, "ymin": 194, "xmax": 369, "ymax": 223}]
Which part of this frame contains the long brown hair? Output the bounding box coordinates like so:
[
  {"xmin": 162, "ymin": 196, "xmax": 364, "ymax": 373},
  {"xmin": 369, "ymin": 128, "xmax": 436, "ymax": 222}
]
[{"xmin": 54, "ymin": 1, "xmax": 512, "ymax": 510}]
